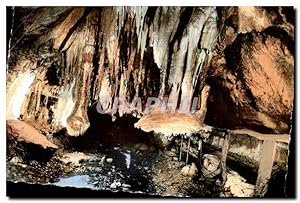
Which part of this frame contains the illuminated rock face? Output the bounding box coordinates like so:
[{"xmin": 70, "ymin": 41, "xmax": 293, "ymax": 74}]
[
  {"xmin": 7, "ymin": 119, "xmax": 58, "ymax": 149},
  {"xmin": 6, "ymin": 7, "xmax": 294, "ymax": 136},
  {"xmin": 207, "ymin": 7, "xmax": 294, "ymax": 134}
]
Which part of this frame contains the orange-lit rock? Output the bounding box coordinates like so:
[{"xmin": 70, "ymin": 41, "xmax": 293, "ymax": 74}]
[
  {"xmin": 7, "ymin": 119, "xmax": 58, "ymax": 149},
  {"xmin": 207, "ymin": 7, "xmax": 294, "ymax": 133}
]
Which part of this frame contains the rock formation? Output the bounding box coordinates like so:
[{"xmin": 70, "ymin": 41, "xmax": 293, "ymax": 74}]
[
  {"xmin": 7, "ymin": 6, "xmax": 293, "ymax": 137},
  {"xmin": 7, "ymin": 119, "xmax": 58, "ymax": 149},
  {"xmin": 7, "ymin": 7, "xmax": 220, "ymax": 136},
  {"xmin": 6, "ymin": 6, "xmax": 294, "ymax": 198},
  {"xmin": 206, "ymin": 7, "xmax": 294, "ymax": 134}
]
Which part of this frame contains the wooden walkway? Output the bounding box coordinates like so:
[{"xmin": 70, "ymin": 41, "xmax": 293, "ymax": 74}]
[{"xmin": 135, "ymin": 112, "xmax": 290, "ymax": 197}]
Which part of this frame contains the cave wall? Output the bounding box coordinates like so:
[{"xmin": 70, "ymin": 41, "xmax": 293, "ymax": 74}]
[
  {"xmin": 6, "ymin": 6, "xmax": 294, "ymax": 136},
  {"xmin": 206, "ymin": 7, "xmax": 294, "ymax": 134}
]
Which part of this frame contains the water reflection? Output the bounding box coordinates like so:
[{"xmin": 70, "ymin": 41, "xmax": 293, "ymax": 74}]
[{"xmin": 54, "ymin": 175, "xmax": 94, "ymax": 189}]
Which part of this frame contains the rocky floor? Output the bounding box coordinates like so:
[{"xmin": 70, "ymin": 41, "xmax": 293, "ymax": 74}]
[
  {"xmin": 8, "ymin": 115, "xmax": 286, "ymax": 198},
  {"xmin": 7, "ymin": 136, "xmax": 255, "ymax": 197},
  {"xmin": 7, "ymin": 139, "xmax": 219, "ymax": 197},
  {"xmin": 7, "ymin": 129, "xmax": 223, "ymax": 197}
]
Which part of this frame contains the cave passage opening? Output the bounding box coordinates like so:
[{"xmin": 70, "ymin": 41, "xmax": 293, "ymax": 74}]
[{"xmin": 69, "ymin": 106, "xmax": 157, "ymax": 153}]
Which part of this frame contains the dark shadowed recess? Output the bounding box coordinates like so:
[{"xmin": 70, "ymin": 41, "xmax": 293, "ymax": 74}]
[
  {"xmin": 64, "ymin": 106, "xmax": 155, "ymax": 152},
  {"xmin": 6, "ymin": 7, "xmax": 13, "ymax": 57}
]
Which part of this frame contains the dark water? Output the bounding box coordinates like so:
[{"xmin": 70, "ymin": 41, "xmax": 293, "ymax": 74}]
[
  {"xmin": 7, "ymin": 111, "xmax": 292, "ymax": 198},
  {"xmin": 7, "ymin": 114, "xmax": 162, "ymax": 197},
  {"xmin": 7, "ymin": 146, "xmax": 161, "ymax": 198},
  {"xmin": 58, "ymin": 114, "xmax": 160, "ymax": 195},
  {"xmin": 52, "ymin": 146, "xmax": 159, "ymax": 195}
]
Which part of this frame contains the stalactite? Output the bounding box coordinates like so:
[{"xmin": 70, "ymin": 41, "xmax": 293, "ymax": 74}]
[{"xmin": 6, "ymin": 6, "xmax": 294, "ymax": 138}]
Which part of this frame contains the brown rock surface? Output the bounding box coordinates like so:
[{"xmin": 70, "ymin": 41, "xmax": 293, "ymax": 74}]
[
  {"xmin": 7, "ymin": 7, "xmax": 217, "ymax": 136},
  {"xmin": 134, "ymin": 112, "xmax": 204, "ymax": 135},
  {"xmin": 238, "ymin": 7, "xmax": 274, "ymax": 33},
  {"xmin": 7, "ymin": 119, "xmax": 58, "ymax": 149},
  {"xmin": 7, "ymin": 7, "xmax": 294, "ymax": 136},
  {"xmin": 207, "ymin": 7, "xmax": 294, "ymax": 134}
]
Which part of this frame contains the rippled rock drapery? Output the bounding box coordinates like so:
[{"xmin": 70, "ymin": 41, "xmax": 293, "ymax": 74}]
[
  {"xmin": 6, "ymin": 7, "xmax": 294, "ymax": 137},
  {"xmin": 6, "ymin": 6, "xmax": 294, "ymax": 198},
  {"xmin": 7, "ymin": 7, "xmax": 218, "ymax": 136}
]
